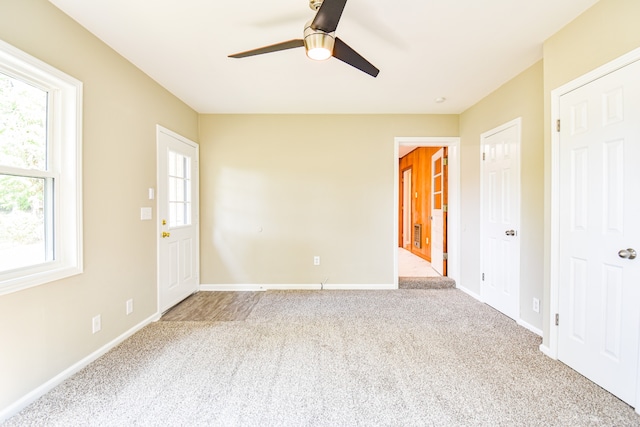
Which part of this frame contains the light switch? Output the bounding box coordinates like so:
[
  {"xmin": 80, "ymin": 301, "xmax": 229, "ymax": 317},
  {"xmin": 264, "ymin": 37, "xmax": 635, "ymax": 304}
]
[
  {"xmin": 148, "ymin": 188, "xmax": 155, "ymax": 200},
  {"xmin": 140, "ymin": 207, "xmax": 152, "ymax": 220}
]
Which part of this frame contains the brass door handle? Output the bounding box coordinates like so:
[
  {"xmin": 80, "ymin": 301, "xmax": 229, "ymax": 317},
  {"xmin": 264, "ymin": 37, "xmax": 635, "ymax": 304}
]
[{"xmin": 162, "ymin": 231, "xmax": 171, "ymax": 238}]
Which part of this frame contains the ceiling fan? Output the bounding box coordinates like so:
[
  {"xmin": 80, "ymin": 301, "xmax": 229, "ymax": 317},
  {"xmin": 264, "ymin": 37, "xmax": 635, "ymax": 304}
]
[{"xmin": 228, "ymin": 0, "xmax": 380, "ymax": 77}]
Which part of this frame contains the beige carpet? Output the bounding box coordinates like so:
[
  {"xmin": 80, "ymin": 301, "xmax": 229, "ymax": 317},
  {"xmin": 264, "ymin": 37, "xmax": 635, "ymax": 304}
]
[
  {"xmin": 398, "ymin": 247, "xmax": 455, "ymax": 289},
  {"xmin": 5, "ymin": 289, "xmax": 639, "ymax": 426},
  {"xmin": 398, "ymin": 276, "xmax": 456, "ymax": 289}
]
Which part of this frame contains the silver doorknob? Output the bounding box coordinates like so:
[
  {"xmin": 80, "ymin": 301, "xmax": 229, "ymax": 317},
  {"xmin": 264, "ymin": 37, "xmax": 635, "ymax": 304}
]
[
  {"xmin": 505, "ymin": 230, "xmax": 516, "ymax": 236},
  {"xmin": 618, "ymin": 248, "xmax": 637, "ymax": 260}
]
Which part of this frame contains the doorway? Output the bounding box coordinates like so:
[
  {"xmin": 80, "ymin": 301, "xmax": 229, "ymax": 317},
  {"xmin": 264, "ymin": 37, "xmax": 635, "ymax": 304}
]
[
  {"xmin": 156, "ymin": 126, "xmax": 200, "ymax": 313},
  {"xmin": 394, "ymin": 137, "xmax": 460, "ymax": 288}
]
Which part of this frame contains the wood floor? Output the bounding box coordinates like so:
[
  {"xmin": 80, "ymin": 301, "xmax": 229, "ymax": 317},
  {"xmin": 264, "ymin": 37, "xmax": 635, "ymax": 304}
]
[{"xmin": 161, "ymin": 291, "xmax": 263, "ymax": 321}]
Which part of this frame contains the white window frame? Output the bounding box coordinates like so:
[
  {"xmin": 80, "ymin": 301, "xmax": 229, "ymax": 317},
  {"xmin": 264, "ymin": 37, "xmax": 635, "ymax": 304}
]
[{"xmin": 0, "ymin": 39, "xmax": 83, "ymax": 295}]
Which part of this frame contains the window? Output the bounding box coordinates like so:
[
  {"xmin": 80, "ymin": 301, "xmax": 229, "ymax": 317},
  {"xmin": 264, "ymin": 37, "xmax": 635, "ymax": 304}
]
[
  {"xmin": 0, "ymin": 39, "xmax": 82, "ymax": 295},
  {"xmin": 168, "ymin": 150, "xmax": 192, "ymax": 228}
]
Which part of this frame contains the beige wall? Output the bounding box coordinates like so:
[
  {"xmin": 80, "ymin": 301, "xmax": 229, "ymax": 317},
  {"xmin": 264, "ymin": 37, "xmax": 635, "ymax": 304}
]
[
  {"xmin": 199, "ymin": 114, "xmax": 458, "ymax": 286},
  {"xmin": 459, "ymin": 61, "xmax": 544, "ymax": 329},
  {"xmin": 0, "ymin": 0, "xmax": 198, "ymax": 411},
  {"xmin": 541, "ymin": 0, "xmax": 640, "ymax": 345}
]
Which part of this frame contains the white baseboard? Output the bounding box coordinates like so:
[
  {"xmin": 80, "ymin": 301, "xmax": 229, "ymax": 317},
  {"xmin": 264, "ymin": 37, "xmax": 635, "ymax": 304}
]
[
  {"xmin": 324, "ymin": 283, "xmax": 396, "ymax": 290},
  {"xmin": 199, "ymin": 284, "xmax": 268, "ymax": 291},
  {"xmin": 0, "ymin": 313, "xmax": 157, "ymax": 423},
  {"xmin": 539, "ymin": 344, "xmax": 556, "ymax": 359},
  {"xmin": 517, "ymin": 319, "xmax": 542, "ymax": 336},
  {"xmin": 199, "ymin": 284, "xmax": 396, "ymax": 291},
  {"xmin": 456, "ymin": 285, "xmax": 482, "ymax": 301}
]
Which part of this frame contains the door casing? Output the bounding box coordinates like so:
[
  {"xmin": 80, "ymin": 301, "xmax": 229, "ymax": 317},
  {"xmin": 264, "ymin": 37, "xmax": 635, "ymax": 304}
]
[
  {"xmin": 402, "ymin": 168, "xmax": 412, "ymax": 248},
  {"xmin": 394, "ymin": 137, "xmax": 460, "ymax": 287}
]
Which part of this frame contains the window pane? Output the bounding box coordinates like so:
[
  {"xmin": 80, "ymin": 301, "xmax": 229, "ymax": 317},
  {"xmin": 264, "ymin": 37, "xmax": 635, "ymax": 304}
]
[
  {"xmin": 0, "ymin": 174, "xmax": 46, "ymax": 272},
  {"xmin": 167, "ymin": 150, "xmax": 192, "ymax": 228},
  {"xmin": 176, "ymin": 202, "xmax": 184, "ymax": 226},
  {"xmin": 168, "ymin": 151, "xmax": 176, "ymax": 176},
  {"xmin": 169, "ymin": 176, "xmax": 177, "ymax": 201},
  {"xmin": 176, "ymin": 153, "xmax": 184, "ymax": 177},
  {"xmin": 0, "ymin": 73, "xmax": 48, "ymax": 171},
  {"xmin": 185, "ymin": 180, "xmax": 191, "ymax": 203}
]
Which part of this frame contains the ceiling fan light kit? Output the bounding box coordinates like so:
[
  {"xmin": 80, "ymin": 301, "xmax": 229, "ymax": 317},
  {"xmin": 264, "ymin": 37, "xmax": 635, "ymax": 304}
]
[{"xmin": 228, "ymin": 0, "xmax": 379, "ymax": 77}]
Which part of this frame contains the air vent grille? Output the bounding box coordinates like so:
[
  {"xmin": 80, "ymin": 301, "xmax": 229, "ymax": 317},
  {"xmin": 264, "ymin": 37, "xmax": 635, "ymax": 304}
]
[{"xmin": 413, "ymin": 224, "xmax": 422, "ymax": 249}]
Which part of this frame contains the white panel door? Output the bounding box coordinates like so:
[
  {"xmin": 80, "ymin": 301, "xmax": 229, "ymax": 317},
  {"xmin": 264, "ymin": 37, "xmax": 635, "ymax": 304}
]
[
  {"xmin": 157, "ymin": 127, "xmax": 199, "ymax": 313},
  {"xmin": 481, "ymin": 120, "xmax": 521, "ymax": 320},
  {"xmin": 558, "ymin": 59, "xmax": 640, "ymax": 406},
  {"xmin": 431, "ymin": 148, "xmax": 445, "ymax": 275}
]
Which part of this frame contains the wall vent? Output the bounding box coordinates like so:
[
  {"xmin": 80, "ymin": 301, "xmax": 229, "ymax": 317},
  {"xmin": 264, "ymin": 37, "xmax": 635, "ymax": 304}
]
[{"xmin": 413, "ymin": 224, "xmax": 422, "ymax": 248}]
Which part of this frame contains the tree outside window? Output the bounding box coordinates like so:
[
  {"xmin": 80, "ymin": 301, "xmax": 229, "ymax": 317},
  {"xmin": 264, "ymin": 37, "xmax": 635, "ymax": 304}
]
[{"xmin": 0, "ymin": 73, "xmax": 50, "ymax": 272}]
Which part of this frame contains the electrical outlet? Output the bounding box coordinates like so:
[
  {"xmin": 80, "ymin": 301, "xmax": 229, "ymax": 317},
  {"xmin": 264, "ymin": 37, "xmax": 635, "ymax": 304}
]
[
  {"xmin": 313, "ymin": 256, "xmax": 320, "ymax": 266},
  {"xmin": 533, "ymin": 298, "xmax": 540, "ymax": 313},
  {"xmin": 92, "ymin": 315, "xmax": 101, "ymax": 334},
  {"xmin": 126, "ymin": 299, "xmax": 134, "ymax": 315}
]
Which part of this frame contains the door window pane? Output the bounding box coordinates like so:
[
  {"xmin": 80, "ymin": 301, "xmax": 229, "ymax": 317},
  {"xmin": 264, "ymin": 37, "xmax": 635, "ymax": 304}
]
[{"xmin": 168, "ymin": 150, "xmax": 191, "ymax": 228}]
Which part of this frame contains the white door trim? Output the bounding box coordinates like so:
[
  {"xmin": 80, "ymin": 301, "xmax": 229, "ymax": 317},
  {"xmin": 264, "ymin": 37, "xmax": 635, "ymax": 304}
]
[
  {"xmin": 394, "ymin": 137, "xmax": 460, "ymax": 287},
  {"xmin": 156, "ymin": 125, "xmax": 200, "ymax": 314},
  {"xmin": 547, "ymin": 46, "xmax": 640, "ymax": 412},
  {"xmin": 402, "ymin": 168, "xmax": 412, "ymax": 248}
]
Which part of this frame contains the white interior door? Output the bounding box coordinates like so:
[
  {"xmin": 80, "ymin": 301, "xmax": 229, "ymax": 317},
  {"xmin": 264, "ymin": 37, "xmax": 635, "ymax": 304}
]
[
  {"xmin": 557, "ymin": 59, "xmax": 640, "ymax": 406},
  {"xmin": 402, "ymin": 168, "xmax": 412, "ymax": 248},
  {"xmin": 480, "ymin": 119, "xmax": 521, "ymax": 320},
  {"xmin": 431, "ymin": 148, "xmax": 444, "ymax": 275},
  {"xmin": 157, "ymin": 126, "xmax": 199, "ymax": 313}
]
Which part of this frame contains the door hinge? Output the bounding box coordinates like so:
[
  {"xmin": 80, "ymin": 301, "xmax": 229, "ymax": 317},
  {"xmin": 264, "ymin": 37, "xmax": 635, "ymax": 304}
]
[
  {"xmin": 443, "ymin": 253, "xmax": 448, "ymax": 260},
  {"xmin": 443, "ymin": 157, "xmax": 448, "ymax": 166},
  {"xmin": 443, "ymin": 204, "xmax": 448, "ymax": 213},
  {"xmin": 555, "ymin": 313, "xmax": 560, "ymax": 326},
  {"xmin": 482, "ymin": 152, "xmax": 486, "ymax": 161},
  {"xmin": 482, "ymin": 273, "xmax": 485, "ymax": 281},
  {"xmin": 556, "ymin": 119, "xmax": 561, "ymax": 132}
]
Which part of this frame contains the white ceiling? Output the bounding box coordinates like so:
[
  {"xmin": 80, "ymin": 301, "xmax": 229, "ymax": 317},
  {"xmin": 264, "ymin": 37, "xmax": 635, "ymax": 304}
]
[{"xmin": 48, "ymin": 0, "xmax": 598, "ymax": 114}]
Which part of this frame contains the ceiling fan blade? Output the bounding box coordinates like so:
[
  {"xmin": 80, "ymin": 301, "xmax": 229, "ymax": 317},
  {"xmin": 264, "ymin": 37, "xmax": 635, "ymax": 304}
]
[
  {"xmin": 228, "ymin": 39, "xmax": 304, "ymax": 58},
  {"xmin": 332, "ymin": 37, "xmax": 379, "ymax": 77},
  {"xmin": 311, "ymin": 0, "xmax": 348, "ymax": 33}
]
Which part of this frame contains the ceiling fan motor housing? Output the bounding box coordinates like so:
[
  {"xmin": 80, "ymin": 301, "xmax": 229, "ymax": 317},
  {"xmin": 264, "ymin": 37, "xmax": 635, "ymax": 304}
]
[{"xmin": 303, "ymin": 21, "xmax": 335, "ymax": 60}]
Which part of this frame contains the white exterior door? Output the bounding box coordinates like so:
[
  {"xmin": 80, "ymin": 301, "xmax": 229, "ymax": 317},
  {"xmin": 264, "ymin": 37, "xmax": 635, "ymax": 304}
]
[
  {"xmin": 557, "ymin": 59, "xmax": 640, "ymax": 406},
  {"xmin": 157, "ymin": 126, "xmax": 199, "ymax": 313},
  {"xmin": 480, "ymin": 119, "xmax": 521, "ymax": 320},
  {"xmin": 431, "ymin": 148, "xmax": 445, "ymax": 275}
]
